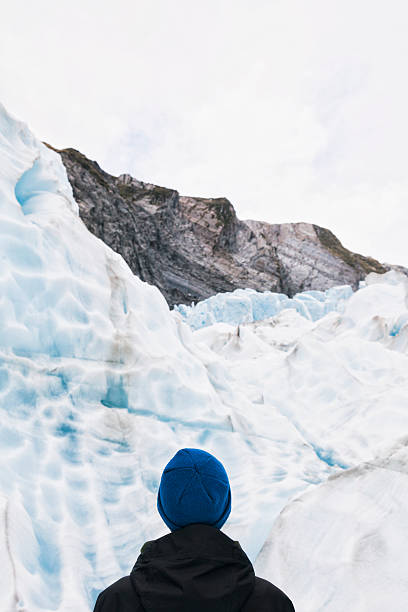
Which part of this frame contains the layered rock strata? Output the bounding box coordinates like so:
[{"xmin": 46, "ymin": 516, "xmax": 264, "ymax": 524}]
[{"xmin": 52, "ymin": 145, "xmax": 401, "ymax": 307}]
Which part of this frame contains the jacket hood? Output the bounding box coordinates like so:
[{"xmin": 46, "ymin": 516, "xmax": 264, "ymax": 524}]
[{"xmin": 131, "ymin": 523, "xmax": 255, "ymax": 612}]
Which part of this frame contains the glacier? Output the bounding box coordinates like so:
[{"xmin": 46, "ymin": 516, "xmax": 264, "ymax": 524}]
[{"xmin": 0, "ymin": 102, "xmax": 408, "ymax": 611}]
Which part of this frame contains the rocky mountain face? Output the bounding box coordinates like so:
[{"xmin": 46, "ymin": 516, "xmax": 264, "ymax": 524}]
[{"xmin": 52, "ymin": 145, "xmax": 403, "ymax": 307}]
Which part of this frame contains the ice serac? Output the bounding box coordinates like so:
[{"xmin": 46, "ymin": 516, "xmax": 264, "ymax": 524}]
[
  {"xmin": 52, "ymin": 146, "xmax": 407, "ymax": 307},
  {"xmin": 175, "ymin": 285, "xmax": 354, "ymax": 330}
]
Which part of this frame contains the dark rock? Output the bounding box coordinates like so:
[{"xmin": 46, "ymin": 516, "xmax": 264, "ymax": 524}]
[{"xmin": 48, "ymin": 144, "xmax": 407, "ymax": 307}]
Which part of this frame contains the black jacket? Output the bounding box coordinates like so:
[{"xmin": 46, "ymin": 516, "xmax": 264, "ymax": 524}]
[{"xmin": 93, "ymin": 524, "xmax": 295, "ymax": 612}]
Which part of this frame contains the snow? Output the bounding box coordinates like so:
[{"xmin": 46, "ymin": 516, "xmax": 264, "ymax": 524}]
[{"xmin": 1, "ymin": 102, "xmax": 408, "ymax": 611}]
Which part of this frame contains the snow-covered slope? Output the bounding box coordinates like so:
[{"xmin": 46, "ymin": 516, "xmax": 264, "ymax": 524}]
[{"xmin": 1, "ymin": 103, "xmax": 408, "ymax": 611}]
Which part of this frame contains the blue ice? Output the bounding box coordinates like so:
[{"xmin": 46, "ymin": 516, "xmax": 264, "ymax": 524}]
[{"xmin": 175, "ymin": 285, "xmax": 354, "ymax": 330}]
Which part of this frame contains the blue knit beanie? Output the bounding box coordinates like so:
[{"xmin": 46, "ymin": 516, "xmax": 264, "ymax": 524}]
[{"xmin": 157, "ymin": 448, "xmax": 231, "ymax": 531}]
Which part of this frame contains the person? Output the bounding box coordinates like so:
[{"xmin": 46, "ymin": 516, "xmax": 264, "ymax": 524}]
[{"xmin": 93, "ymin": 448, "xmax": 295, "ymax": 611}]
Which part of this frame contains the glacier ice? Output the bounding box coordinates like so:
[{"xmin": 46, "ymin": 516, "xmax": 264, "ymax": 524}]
[
  {"xmin": 174, "ymin": 285, "xmax": 354, "ymax": 330},
  {"xmin": 1, "ymin": 101, "xmax": 408, "ymax": 611},
  {"xmin": 255, "ymin": 438, "xmax": 408, "ymax": 611}
]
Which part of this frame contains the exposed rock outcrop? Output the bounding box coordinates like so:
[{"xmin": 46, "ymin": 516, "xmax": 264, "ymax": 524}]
[{"xmin": 50, "ymin": 145, "xmax": 404, "ymax": 307}]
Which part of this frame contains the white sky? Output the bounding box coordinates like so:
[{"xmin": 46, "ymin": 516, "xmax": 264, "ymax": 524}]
[{"xmin": 1, "ymin": 0, "xmax": 408, "ymax": 266}]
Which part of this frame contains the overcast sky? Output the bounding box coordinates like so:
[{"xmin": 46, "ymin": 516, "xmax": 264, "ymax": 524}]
[{"xmin": 1, "ymin": 0, "xmax": 407, "ymax": 266}]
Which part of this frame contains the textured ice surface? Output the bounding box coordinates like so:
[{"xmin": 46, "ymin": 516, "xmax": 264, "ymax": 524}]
[
  {"xmin": 1, "ymin": 103, "xmax": 408, "ymax": 611},
  {"xmin": 256, "ymin": 438, "xmax": 408, "ymax": 612}
]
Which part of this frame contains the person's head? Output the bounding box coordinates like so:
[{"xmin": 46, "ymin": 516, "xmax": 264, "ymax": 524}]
[{"xmin": 157, "ymin": 448, "xmax": 231, "ymax": 531}]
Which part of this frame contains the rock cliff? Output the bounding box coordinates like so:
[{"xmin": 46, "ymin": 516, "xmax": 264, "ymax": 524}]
[{"xmin": 51, "ymin": 145, "xmax": 403, "ymax": 307}]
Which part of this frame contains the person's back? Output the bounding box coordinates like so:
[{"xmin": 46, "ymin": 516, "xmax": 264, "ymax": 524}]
[{"xmin": 93, "ymin": 448, "xmax": 295, "ymax": 612}]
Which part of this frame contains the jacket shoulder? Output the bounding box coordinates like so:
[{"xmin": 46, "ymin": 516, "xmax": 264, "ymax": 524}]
[
  {"xmin": 242, "ymin": 576, "xmax": 295, "ymax": 612},
  {"xmin": 93, "ymin": 576, "xmax": 143, "ymax": 612}
]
